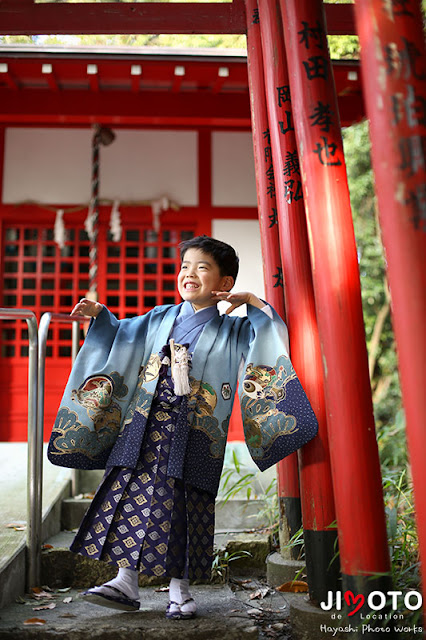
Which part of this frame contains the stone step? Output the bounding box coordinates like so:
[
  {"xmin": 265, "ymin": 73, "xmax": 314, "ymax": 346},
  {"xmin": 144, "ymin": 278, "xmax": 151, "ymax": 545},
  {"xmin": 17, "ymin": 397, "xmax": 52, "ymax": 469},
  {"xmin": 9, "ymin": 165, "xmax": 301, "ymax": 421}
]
[
  {"xmin": 60, "ymin": 496, "xmax": 269, "ymax": 532},
  {"xmin": 40, "ymin": 529, "xmax": 271, "ymax": 590},
  {"xmin": 0, "ymin": 444, "xmax": 72, "ymax": 610},
  {"xmin": 0, "ymin": 584, "xmax": 268, "ymax": 639}
]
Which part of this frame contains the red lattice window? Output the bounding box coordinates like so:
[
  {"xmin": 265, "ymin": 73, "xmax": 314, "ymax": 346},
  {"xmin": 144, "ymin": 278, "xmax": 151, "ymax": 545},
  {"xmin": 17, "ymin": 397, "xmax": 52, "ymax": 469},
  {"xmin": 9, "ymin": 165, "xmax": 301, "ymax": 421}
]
[
  {"xmin": 105, "ymin": 228, "xmax": 194, "ymax": 319},
  {"xmin": 1, "ymin": 222, "xmax": 195, "ymax": 358}
]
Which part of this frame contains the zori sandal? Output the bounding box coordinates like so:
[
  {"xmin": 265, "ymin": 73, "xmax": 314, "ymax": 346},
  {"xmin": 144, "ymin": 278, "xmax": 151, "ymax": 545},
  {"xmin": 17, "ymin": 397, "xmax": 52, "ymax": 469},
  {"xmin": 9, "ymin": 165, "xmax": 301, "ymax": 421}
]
[
  {"xmin": 166, "ymin": 597, "xmax": 197, "ymax": 620},
  {"xmin": 82, "ymin": 585, "xmax": 140, "ymax": 611}
]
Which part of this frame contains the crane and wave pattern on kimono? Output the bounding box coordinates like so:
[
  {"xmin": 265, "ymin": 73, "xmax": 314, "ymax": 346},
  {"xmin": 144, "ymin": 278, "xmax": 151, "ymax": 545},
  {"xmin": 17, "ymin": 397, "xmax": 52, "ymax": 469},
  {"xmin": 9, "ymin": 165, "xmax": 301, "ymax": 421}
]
[
  {"xmin": 241, "ymin": 355, "xmax": 299, "ymax": 458},
  {"xmin": 49, "ymin": 371, "xmax": 129, "ymax": 462}
]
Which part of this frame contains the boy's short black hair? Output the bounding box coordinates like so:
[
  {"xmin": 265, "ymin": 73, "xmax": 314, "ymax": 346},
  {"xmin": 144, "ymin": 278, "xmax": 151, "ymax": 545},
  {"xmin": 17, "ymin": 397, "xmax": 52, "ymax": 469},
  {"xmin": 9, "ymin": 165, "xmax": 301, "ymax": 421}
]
[{"xmin": 179, "ymin": 235, "xmax": 239, "ymax": 281}]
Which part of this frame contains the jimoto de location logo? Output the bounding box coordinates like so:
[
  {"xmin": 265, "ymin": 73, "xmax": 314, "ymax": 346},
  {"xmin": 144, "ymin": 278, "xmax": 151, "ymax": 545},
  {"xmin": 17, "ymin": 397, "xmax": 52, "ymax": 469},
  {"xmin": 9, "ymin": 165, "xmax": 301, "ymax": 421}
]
[
  {"xmin": 321, "ymin": 589, "xmax": 422, "ymax": 617},
  {"xmin": 319, "ymin": 590, "xmax": 423, "ymax": 635}
]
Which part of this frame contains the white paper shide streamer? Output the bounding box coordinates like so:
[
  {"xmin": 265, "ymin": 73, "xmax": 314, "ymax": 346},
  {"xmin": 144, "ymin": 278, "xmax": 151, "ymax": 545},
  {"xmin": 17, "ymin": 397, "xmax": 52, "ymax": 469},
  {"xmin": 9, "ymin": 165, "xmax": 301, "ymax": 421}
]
[
  {"xmin": 151, "ymin": 196, "xmax": 170, "ymax": 232},
  {"xmin": 54, "ymin": 209, "xmax": 66, "ymax": 249},
  {"xmin": 109, "ymin": 199, "xmax": 122, "ymax": 242},
  {"xmin": 84, "ymin": 200, "xmax": 96, "ymax": 242}
]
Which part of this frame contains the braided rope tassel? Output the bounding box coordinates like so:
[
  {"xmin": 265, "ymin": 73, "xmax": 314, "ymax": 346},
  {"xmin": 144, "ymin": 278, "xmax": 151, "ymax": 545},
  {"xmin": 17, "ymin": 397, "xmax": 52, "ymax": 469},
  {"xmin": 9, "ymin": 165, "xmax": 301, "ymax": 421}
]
[
  {"xmin": 170, "ymin": 339, "xmax": 191, "ymax": 396},
  {"xmin": 88, "ymin": 126, "xmax": 100, "ymax": 294}
]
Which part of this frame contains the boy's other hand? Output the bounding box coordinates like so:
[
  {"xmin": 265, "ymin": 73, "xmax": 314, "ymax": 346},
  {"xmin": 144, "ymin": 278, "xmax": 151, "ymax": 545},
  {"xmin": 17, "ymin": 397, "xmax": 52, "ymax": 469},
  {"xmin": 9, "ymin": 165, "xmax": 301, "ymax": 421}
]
[
  {"xmin": 70, "ymin": 298, "xmax": 103, "ymax": 318},
  {"xmin": 211, "ymin": 291, "xmax": 264, "ymax": 314}
]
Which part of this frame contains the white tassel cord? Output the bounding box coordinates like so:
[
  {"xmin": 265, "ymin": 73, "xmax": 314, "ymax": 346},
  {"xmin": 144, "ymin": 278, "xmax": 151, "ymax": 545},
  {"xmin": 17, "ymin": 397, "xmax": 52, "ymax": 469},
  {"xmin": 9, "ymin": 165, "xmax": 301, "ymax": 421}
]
[{"xmin": 170, "ymin": 339, "xmax": 191, "ymax": 396}]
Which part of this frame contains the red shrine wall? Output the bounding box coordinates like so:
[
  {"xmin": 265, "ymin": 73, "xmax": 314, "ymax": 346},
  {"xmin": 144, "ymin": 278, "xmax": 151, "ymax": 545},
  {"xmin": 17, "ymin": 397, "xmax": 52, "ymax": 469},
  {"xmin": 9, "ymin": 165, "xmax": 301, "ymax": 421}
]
[{"xmin": 0, "ymin": 125, "xmax": 263, "ymax": 443}]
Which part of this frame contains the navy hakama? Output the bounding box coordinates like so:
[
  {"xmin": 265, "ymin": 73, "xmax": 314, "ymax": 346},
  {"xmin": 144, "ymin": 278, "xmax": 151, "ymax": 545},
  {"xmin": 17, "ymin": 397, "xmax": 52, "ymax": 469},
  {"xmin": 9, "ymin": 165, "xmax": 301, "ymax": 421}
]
[{"xmin": 70, "ymin": 373, "xmax": 215, "ymax": 581}]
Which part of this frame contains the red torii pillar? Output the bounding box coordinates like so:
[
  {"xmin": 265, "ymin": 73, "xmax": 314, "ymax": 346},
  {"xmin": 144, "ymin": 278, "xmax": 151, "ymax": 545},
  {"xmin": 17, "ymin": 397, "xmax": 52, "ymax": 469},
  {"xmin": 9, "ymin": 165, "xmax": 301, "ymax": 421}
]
[
  {"xmin": 279, "ymin": 0, "xmax": 393, "ymax": 612},
  {"xmin": 354, "ymin": 0, "xmax": 426, "ymax": 604},
  {"xmin": 256, "ymin": 0, "xmax": 339, "ymax": 603},
  {"xmin": 245, "ymin": 0, "xmax": 303, "ymax": 554}
]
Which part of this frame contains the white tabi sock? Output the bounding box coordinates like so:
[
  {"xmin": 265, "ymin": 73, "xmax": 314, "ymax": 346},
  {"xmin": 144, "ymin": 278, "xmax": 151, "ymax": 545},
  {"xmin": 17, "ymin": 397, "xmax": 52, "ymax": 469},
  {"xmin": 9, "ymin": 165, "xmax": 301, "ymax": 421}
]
[
  {"xmin": 168, "ymin": 577, "xmax": 196, "ymax": 614},
  {"xmin": 96, "ymin": 567, "xmax": 139, "ymax": 601},
  {"xmin": 169, "ymin": 577, "xmax": 191, "ymax": 604}
]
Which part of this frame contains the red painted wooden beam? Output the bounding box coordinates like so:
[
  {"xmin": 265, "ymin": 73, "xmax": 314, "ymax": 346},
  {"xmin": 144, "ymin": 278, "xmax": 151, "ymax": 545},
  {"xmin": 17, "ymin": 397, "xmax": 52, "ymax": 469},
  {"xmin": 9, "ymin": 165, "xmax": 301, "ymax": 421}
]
[
  {"xmin": 354, "ymin": 0, "xmax": 426, "ymax": 608},
  {"xmin": 256, "ymin": 0, "xmax": 338, "ymax": 603},
  {"xmin": 280, "ymin": 0, "xmax": 393, "ymax": 610},
  {"xmin": 245, "ymin": 0, "xmax": 302, "ymax": 557},
  {"xmin": 0, "ymin": 1, "xmax": 355, "ymax": 36},
  {"xmin": 0, "ymin": 88, "xmax": 252, "ymax": 127}
]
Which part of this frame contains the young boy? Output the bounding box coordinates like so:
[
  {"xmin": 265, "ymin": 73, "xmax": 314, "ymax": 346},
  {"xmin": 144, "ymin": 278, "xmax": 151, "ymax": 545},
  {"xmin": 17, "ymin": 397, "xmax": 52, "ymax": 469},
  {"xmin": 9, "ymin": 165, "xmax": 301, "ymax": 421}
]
[{"xmin": 48, "ymin": 235, "xmax": 318, "ymax": 619}]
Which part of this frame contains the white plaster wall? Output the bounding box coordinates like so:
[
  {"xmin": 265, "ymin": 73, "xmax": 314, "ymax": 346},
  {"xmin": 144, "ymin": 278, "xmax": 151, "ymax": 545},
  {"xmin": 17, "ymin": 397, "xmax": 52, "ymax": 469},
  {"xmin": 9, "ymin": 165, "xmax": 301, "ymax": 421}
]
[
  {"xmin": 2, "ymin": 127, "xmax": 198, "ymax": 205},
  {"xmin": 212, "ymin": 131, "xmax": 257, "ymax": 207},
  {"xmin": 100, "ymin": 129, "xmax": 198, "ymax": 204},
  {"xmin": 3, "ymin": 128, "xmax": 91, "ymax": 204},
  {"xmin": 212, "ymin": 219, "xmax": 264, "ymax": 316}
]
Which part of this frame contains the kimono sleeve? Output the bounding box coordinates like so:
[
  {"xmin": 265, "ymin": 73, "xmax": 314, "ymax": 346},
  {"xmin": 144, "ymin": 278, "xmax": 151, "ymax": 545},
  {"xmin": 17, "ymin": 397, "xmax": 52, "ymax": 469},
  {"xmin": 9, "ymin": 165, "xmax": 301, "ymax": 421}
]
[
  {"xmin": 47, "ymin": 306, "xmax": 151, "ymax": 470},
  {"xmin": 238, "ymin": 305, "xmax": 318, "ymax": 471},
  {"xmin": 75, "ymin": 305, "xmax": 120, "ymax": 369}
]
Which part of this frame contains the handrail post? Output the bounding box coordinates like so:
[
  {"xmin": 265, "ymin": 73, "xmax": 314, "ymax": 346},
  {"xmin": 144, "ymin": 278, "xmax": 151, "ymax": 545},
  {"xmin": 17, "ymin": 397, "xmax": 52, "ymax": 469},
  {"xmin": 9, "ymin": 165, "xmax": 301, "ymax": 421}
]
[
  {"xmin": 38, "ymin": 313, "xmax": 83, "ymax": 500},
  {"xmin": 26, "ymin": 314, "xmax": 40, "ymax": 590},
  {"xmin": 0, "ymin": 309, "xmax": 40, "ymax": 590}
]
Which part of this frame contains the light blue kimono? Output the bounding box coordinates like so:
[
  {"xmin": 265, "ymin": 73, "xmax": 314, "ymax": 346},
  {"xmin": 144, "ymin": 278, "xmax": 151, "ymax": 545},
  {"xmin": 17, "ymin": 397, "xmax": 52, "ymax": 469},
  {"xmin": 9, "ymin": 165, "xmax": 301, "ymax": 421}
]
[{"xmin": 48, "ymin": 302, "xmax": 318, "ymax": 496}]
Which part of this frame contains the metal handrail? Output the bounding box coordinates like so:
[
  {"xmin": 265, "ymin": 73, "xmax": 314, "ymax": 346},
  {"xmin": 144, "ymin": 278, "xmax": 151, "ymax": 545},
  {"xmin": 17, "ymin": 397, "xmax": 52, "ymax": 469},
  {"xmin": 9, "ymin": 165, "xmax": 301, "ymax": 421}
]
[
  {"xmin": 0, "ymin": 308, "xmax": 39, "ymax": 589},
  {"xmin": 38, "ymin": 313, "xmax": 85, "ymax": 497}
]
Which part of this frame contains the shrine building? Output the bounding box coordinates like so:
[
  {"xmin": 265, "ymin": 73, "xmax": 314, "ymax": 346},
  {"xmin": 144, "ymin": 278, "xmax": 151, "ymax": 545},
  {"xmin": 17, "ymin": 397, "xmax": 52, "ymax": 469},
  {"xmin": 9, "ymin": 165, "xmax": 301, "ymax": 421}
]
[{"xmin": 0, "ymin": 44, "xmax": 364, "ymax": 442}]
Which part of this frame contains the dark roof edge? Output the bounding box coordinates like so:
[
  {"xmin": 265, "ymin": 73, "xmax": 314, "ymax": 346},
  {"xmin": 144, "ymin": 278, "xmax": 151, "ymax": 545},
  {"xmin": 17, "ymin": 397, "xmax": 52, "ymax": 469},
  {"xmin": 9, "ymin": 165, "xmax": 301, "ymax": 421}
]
[
  {"xmin": 0, "ymin": 43, "xmax": 360, "ymax": 64},
  {"xmin": 0, "ymin": 43, "xmax": 248, "ymax": 61}
]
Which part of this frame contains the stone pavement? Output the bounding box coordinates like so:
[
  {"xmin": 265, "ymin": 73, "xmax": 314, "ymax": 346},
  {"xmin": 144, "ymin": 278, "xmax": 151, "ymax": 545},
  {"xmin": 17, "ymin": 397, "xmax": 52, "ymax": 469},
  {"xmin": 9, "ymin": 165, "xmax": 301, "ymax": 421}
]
[{"xmin": 0, "ymin": 580, "xmax": 292, "ymax": 640}]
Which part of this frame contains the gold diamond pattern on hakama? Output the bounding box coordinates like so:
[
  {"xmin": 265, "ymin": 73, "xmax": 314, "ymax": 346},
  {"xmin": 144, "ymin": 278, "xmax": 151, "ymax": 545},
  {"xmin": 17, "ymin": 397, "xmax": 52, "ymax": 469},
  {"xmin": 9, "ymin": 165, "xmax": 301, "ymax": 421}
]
[{"xmin": 70, "ymin": 375, "xmax": 215, "ymax": 581}]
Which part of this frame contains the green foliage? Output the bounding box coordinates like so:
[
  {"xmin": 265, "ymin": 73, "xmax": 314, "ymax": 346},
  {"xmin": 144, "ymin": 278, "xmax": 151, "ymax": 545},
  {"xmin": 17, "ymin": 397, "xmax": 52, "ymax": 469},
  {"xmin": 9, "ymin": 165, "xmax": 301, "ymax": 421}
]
[
  {"xmin": 0, "ymin": 33, "xmax": 246, "ymax": 49},
  {"xmin": 377, "ymin": 409, "xmax": 408, "ymax": 470},
  {"xmin": 343, "ymin": 120, "xmax": 402, "ymax": 433},
  {"xmin": 282, "ymin": 525, "xmax": 305, "ymax": 562},
  {"xmin": 211, "ymin": 548, "xmax": 252, "ymax": 583},
  {"xmin": 0, "ymin": 35, "xmax": 40, "ymax": 45},
  {"xmin": 383, "ymin": 469, "xmax": 420, "ymax": 591},
  {"xmin": 219, "ymin": 451, "xmax": 279, "ymax": 538},
  {"xmin": 328, "ymin": 35, "xmax": 359, "ymax": 60}
]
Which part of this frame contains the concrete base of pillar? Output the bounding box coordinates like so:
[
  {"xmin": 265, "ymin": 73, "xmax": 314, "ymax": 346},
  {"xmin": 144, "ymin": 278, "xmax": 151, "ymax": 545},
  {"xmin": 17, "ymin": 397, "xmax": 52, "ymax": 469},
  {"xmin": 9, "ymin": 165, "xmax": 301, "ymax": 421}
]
[
  {"xmin": 266, "ymin": 551, "xmax": 305, "ymax": 587},
  {"xmin": 286, "ymin": 593, "xmax": 351, "ymax": 640}
]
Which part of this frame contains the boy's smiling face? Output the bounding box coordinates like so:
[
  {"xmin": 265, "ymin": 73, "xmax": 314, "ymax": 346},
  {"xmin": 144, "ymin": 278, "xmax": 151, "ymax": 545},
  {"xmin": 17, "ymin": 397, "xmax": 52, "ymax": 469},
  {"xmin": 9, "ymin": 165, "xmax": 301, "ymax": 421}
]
[{"xmin": 178, "ymin": 248, "xmax": 234, "ymax": 311}]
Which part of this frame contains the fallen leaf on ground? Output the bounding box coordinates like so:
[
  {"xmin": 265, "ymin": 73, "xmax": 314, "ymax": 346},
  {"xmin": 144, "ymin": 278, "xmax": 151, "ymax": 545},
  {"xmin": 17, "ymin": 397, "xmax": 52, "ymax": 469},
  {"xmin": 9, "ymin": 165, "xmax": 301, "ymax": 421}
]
[
  {"xmin": 16, "ymin": 596, "xmax": 27, "ymax": 604},
  {"xmin": 42, "ymin": 544, "xmax": 53, "ymax": 550},
  {"xmin": 23, "ymin": 618, "xmax": 46, "ymax": 626},
  {"xmin": 249, "ymin": 586, "xmax": 271, "ymax": 600},
  {"xmin": 154, "ymin": 586, "xmax": 169, "ymax": 592},
  {"xmin": 5, "ymin": 522, "xmax": 26, "ymax": 531},
  {"xmin": 31, "ymin": 588, "xmax": 54, "ymax": 600},
  {"xmin": 41, "ymin": 585, "xmax": 53, "ymax": 592},
  {"xmin": 60, "ymin": 613, "xmax": 77, "ymax": 619},
  {"xmin": 33, "ymin": 603, "xmax": 56, "ymax": 611},
  {"xmin": 57, "ymin": 587, "xmax": 72, "ymax": 593},
  {"xmin": 276, "ymin": 580, "xmax": 309, "ymax": 593},
  {"xmin": 63, "ymin": 597, "xmax": 73, "ymax": 604}
]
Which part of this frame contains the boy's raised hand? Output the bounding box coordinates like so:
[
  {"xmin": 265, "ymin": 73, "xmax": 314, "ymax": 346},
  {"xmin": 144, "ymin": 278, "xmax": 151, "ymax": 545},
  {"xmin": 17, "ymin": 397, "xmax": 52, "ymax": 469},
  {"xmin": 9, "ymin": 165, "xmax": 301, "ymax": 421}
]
[
  {"xmin": 70, "ymin": 298, "xmax": 103, "ymax": 318},
  {"xmin": 211, "ymin": 291, "xmax": 264, "ymax": 314}
]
